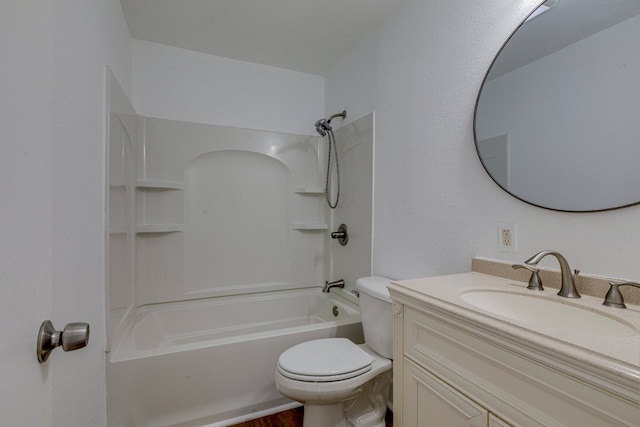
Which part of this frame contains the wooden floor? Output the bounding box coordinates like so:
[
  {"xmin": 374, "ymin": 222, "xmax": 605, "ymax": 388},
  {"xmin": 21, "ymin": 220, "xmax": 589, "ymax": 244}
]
[
  {"xmin": 229, "ymin": 407, "xmax": 303, "ymax": 427},
  {"xmin": 230, "ymin": 407, "xmax": 393, "ymax": 427}
]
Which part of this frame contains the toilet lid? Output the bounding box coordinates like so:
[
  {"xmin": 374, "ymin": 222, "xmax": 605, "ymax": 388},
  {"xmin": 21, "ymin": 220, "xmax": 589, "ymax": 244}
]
[{"xmin": 278, "ymin": 338, "xmax": 373, "ymax": 382}]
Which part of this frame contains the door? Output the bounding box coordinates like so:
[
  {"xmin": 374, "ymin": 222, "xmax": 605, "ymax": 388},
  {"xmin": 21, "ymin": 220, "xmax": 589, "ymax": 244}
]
[{"xmin": 1, "ymin": 2, "xmax": 54, "ymax": 424}]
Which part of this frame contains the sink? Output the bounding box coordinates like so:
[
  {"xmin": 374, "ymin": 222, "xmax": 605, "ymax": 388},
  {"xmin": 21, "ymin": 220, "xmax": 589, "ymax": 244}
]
[{"xmin": 460, "ymin": 290, "xmax": 638, "ymax": 337}]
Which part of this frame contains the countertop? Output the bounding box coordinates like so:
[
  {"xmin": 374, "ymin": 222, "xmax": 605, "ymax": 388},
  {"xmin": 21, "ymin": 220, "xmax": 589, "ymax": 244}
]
[{"xmin": 389, "ymin": 272, "xmax": 640, "ymax": 384}]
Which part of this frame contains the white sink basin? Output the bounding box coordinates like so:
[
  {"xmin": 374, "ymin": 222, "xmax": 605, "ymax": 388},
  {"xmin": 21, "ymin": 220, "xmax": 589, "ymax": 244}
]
[{"xmin": 460, "ymin": 290, "xmax": 638, "ymax": 337}]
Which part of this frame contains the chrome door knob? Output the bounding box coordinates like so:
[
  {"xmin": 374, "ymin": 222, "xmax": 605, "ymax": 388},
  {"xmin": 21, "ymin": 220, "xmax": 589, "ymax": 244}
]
[{"xmin": 37, "ymin": 320, "xmax": 90, "ymax": 363}]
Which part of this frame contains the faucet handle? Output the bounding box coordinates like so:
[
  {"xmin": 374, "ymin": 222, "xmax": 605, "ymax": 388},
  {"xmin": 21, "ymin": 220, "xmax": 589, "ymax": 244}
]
[
  {"xmin": 512, "ymin": 264, "xmax": 543, "ymax": 291},
  {"xmin": 603, "ymin": 281, "xmax": 640, "ymax": 309}
]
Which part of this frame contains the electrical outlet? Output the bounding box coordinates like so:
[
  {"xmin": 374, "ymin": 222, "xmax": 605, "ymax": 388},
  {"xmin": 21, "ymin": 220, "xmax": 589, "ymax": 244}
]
[
  {"xmin": 498, "ymin": 222, "xmax": 516, "ymax": 252},
  {"xmin": 502, "ymin": 228, "xmax": 512, "ymax": 246}
]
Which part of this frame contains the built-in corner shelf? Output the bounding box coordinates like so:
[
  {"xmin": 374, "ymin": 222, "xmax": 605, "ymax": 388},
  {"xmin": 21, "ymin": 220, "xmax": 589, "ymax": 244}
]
[
  {"xmin": 136, "ymin": 224, "xmax": 184, "ymax": 234},
  {"xmin": 136, "ymin": 180, "xmax": 183, "ymax": 190},
  {"xmin": 292, "ymin": 222, "xmax": 328, "ymax": 231},
  {"xmin": 293, "ymin": 186, "xmax": 324, "ymax": 195},
  {"xmin": 135, "ymin": 181, "xmax": 184, "ymax": 234},
  {"xmin": 109, "ymin": 224, "xmax": 129, "ymax": 235}
]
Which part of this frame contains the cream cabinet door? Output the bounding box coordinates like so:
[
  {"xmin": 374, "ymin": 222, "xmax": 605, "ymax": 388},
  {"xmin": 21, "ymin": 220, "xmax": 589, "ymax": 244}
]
[{"xmin": 403, "ymin": 358, "xmax": 488, "ymax": 427}]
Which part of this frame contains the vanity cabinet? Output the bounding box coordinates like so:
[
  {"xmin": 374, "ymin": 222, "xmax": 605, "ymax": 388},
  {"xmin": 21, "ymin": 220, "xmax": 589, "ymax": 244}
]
[{"xmin": 389, "ymin": 278, "xmax": 640, "ymax": 427}]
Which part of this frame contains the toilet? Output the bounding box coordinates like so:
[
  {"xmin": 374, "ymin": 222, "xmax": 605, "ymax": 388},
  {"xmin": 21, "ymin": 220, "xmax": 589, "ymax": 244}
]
[{"xmin": 275, "ymin": 276, "xmax": 393, "ymax": 427}]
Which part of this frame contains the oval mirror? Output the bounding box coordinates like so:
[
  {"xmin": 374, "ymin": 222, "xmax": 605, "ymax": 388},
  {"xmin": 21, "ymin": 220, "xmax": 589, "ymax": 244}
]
[{"xmin": 474, "ymin": 0, "xmax": 640, "ymax": 212}]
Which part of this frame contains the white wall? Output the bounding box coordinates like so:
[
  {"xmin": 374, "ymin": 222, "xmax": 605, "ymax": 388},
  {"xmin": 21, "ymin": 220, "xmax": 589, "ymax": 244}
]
[
  {"xmin": 52, "ymin": 1, "xmax": 132, "ymax": 426},
  {"xmin": 132, "ymin": 39, "xmax": 324, "ymax": 135},
  {"xmin": 325, "ymin": 0, "xmax": 640, "ymax": 282}
]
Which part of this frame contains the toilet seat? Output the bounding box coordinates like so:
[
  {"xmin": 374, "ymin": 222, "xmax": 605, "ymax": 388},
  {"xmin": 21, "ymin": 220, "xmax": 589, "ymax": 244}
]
[
  {"xmin": 278, "ymin": 338, "xmax": 373, "ymax": 382},
  {"xmin": 277, "ymin": 363, "xmax": 372, "ymax": 382}
]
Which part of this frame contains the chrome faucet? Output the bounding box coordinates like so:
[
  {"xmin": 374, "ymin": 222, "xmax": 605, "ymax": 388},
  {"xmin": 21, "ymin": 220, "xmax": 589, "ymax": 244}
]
[
  {"xmin": 524, "ymin": 250, "xmax": 581, "ymax": 298},
  {"xmin": 323, "ymin": 279, "xmax": 345, "ymax": 293}
]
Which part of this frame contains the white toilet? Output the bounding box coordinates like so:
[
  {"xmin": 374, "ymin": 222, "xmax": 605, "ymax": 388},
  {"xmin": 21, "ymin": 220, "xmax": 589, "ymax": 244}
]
[{"xmin": 275, "ymin": 276, "xmax": 393, "ymax": 427}]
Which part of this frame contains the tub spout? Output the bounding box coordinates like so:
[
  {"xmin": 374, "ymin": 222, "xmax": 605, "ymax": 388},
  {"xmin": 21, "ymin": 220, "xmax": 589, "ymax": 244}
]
[{"xmin": 323, "ymin": 279, "xmax": 345, "ymax": 293}]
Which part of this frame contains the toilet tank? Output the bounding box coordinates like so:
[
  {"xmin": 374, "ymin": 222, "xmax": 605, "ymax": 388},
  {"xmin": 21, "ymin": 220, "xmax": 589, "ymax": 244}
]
[{"xmin": 356, "ymin": 276, "xmax": 393, "ymax": 359}]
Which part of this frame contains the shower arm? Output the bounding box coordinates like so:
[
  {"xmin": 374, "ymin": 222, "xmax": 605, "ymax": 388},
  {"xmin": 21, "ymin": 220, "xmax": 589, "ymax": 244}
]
[{"xmin": 327, "ymin": 110, "xmax": 347, "ymax": 124}]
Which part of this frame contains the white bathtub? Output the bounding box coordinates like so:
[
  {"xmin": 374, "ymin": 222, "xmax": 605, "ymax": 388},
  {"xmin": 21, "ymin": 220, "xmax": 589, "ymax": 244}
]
[{"xmin": 107, "ymin": 289, "xmax": 363, "ymax": 427}]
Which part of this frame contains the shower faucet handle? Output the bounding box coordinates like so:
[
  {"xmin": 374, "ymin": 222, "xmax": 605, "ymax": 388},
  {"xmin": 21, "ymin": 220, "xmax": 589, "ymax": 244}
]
[{"xmin": 330, "ymin": 224, "xmax": 349, "ymax": 246}]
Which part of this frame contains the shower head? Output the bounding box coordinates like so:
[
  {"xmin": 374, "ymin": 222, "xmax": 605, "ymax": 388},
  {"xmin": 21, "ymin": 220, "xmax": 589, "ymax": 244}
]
[{"xmin": 314, "ymin": 110, "xmax": 346, "ymax": 137}]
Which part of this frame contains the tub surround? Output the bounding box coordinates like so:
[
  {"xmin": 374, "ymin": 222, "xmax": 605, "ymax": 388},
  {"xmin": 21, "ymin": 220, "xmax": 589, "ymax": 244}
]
[
  {"xmin": 111, "ymin": 112, "xmax": 375, "ymax": 308},
  {"xmin": 327, "ymin": 114, "xmax": 374, "ymax": 293},
  {"xmin": 472, "ymin": 257, "xmax": 640, "ymax": 306},
  {"xmin": 135, "ymin": 117, "xmax": 327, "ymax": 305},
  {"xmin": 389, "ymin": 272, "xmax": 639, "ymax": 426}
]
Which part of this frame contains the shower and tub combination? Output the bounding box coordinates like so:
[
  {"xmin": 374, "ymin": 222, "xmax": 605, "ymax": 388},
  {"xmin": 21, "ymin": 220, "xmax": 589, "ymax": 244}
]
[{"xmin": 107, "ymin": 71, "xmax": 374, "ymax": 427}]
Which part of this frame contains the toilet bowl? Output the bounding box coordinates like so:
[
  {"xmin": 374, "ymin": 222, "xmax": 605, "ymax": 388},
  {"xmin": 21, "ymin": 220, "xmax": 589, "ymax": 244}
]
[{"xmin": 275, "ymin": 277, "xmax": 394, "ymax": 427}]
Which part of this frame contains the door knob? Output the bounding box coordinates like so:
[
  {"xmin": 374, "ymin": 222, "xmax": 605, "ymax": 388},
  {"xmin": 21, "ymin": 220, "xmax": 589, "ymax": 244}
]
[{"xmin": 37, "ymin": 320, "xmax": 90, "ymax": 363}]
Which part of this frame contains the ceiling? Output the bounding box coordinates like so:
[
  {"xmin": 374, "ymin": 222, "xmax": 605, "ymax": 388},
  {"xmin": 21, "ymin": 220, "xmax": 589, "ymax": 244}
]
[{"xmin": 120, "ymin": 0, "xmax": 402, "ymax": 76}]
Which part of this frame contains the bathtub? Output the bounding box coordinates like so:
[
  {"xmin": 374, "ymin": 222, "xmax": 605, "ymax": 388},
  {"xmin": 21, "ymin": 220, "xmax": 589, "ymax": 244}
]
[{"xmin": 107, "ymin": 288, "xmax": 363, "ymax": 427}]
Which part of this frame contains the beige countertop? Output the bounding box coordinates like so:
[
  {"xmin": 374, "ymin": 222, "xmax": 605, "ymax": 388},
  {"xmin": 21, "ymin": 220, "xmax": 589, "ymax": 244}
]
[{"xmin": 389, "ymin": 272, "xmax": 640, "ymax": 384}]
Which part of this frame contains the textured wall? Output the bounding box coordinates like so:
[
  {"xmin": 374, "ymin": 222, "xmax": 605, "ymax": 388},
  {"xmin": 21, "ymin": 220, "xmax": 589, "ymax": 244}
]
[{"xmin": 325, "ymin": 0, "xmax": 640, "ymax": 282}]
